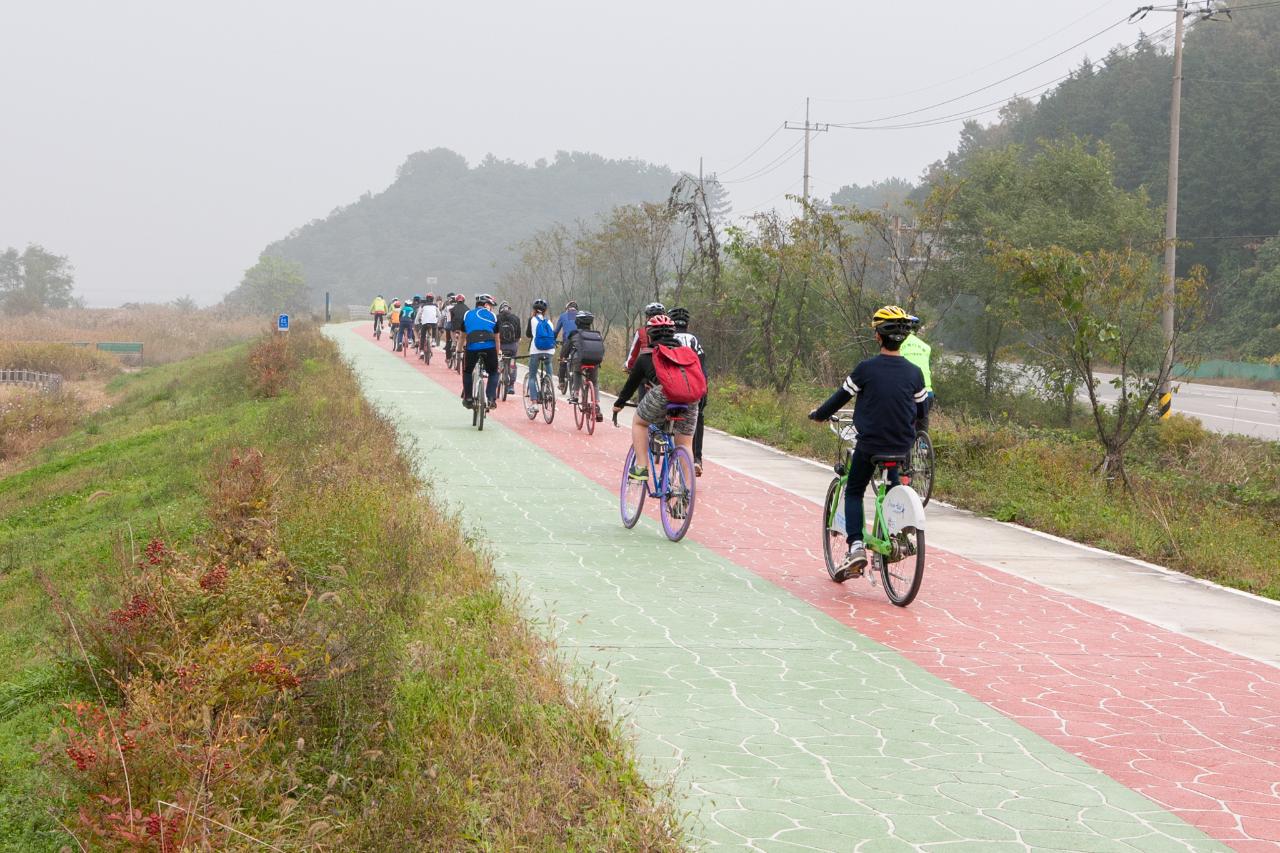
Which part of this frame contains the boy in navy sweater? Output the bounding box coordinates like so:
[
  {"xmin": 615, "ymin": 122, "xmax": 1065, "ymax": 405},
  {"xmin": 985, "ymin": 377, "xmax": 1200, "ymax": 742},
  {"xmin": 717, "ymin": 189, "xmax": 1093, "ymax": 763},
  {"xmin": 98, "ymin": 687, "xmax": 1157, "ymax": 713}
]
[{"xmin": 809, "ymin": 305, "xmax": 927, "ymax": 581}]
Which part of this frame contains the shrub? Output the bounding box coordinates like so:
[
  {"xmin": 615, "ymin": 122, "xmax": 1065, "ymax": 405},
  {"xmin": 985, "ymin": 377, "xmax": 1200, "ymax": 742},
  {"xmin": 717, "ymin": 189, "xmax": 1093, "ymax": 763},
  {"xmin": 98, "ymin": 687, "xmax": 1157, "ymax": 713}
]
[
  {"xmin": 245, "ymin": 334, "xmax": 299, "ymax": 398},
  {"xmin": 0, "ymin": 389, "xmax": 83, "ymax": 460},
  {"xmin": 0, "ymin": 343, "xmax": 119, "ymax": 380}
]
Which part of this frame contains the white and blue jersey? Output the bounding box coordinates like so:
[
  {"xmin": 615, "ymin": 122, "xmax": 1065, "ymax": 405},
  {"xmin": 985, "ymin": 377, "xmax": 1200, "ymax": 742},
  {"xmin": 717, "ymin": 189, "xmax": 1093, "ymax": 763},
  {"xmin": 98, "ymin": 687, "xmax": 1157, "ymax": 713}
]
[{"xmin": 463, "ymin": 307, "xmax": 498, "ymax": 351}]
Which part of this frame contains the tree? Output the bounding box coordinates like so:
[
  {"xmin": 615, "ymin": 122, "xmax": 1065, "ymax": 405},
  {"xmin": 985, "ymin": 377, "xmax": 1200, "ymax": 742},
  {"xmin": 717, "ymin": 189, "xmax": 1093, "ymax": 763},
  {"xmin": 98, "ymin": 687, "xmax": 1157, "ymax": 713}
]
[
  {"xmin": 0, "ymin": 244, "xmax": 79, "ymax": 314},
  {"xmin": 223, "ymin": 255, "xmax": 308, "ymax": 315},
  {"xmin": 932, "ymin": 139, "xmax": 1160, "ymax": 402},
  {"xmin": 996, "ymin": 243, "xmax": 1206, "ymax": 485}
]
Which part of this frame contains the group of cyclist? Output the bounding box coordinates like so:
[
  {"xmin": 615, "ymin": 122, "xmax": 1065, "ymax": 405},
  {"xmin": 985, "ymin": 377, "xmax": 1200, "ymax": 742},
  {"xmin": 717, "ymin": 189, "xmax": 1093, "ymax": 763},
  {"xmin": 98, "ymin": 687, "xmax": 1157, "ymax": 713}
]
[{"xmin": 372, "ymin": 291, "xmax": 935, "ymax": 576}]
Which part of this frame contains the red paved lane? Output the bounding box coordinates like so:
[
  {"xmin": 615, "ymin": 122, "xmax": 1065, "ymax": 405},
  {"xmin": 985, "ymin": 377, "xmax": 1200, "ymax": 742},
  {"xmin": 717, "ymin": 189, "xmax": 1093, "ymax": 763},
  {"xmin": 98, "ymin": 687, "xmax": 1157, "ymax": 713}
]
[{"xmin": 366, "ymin": 327, "xmax": 1280, "ymax": 851}]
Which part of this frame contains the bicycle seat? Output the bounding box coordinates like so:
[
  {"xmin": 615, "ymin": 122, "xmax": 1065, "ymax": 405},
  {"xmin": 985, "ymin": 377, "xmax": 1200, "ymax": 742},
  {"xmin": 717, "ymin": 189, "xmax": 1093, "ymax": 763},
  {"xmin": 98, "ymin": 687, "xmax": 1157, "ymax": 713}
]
[
  {"xmin": 665, "ymin": 403, "xmax": 689, "ymax": 412},
  {"xmin": 871, "ymin": 453, "xmax": 909, "ymax": 467}
]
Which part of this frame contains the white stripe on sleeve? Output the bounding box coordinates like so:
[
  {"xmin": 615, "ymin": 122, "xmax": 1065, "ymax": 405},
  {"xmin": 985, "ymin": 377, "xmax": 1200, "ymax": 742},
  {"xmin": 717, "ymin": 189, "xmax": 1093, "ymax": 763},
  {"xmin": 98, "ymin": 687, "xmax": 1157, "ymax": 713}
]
[
  {"xmin": 842, "ymin": 377, "xmax": 859, "ymax": 395},
  {"xmin": 913, "ymin": 389, "xmax": 929, "ymax": 402}
]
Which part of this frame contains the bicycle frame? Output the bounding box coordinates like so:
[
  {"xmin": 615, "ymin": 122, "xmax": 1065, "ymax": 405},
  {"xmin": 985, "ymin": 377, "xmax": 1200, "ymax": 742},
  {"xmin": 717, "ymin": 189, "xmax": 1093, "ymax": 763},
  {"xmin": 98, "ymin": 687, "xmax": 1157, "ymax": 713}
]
[{"xmin": 826, "ymin": 463, "xmax": 896, "ymax": 556}]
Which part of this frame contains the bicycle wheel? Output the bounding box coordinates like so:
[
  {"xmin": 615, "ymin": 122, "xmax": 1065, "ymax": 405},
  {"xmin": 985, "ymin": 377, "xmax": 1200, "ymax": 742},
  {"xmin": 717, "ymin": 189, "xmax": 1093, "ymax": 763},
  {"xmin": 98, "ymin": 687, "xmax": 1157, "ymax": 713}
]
[
  {"xmin": 540, "ymin": 375, "xmax": 555, "ymax": 424},
  {"xmin": 500, "ymin": 365, "xmax": 509, "ymax": 402},
  {"xmin": 821, "ymin": 478, "xmax": 846, "ymax": 581},
  {"xmin": 477, "ymin": 379, "xmax": 487, "ymax": 431},
  {"xmin": 911, "ymin": 432, "xmax": 934, "ymax": 507},
  {"xmin": 660, "ymin": 447, "xmax": 696, "ymax": 541},
  {"xmin": 584, "ymin": 380, "xmax": 597, "ymax": 436},
  {"xmin": 881, "ymin": 529, "xmax": 925, "ymax": 607},
  {"xmin": 522, "ymin": 368, "xmax": 538, "ymax": 420},
  {"xmin": 620, "ymin": 448, "xmax": 646, "ymax": 528},
  {"xmin": 573, "ymin": 380, "xmax": 586, "ymax": 431}
]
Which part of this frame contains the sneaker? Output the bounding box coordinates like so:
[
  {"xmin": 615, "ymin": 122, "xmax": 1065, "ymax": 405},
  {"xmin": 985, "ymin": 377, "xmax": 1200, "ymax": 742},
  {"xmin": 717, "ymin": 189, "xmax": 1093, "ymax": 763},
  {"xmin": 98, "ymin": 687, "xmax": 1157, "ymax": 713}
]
[
  {"xmin": 839, "ymin": 541, "xmax": 868, "ymax": 579},
  {"xmin": 628, "ymin": 465, "xmax": 648, "ymax": 482},
  {"xmin": 595, "ymin": 412, "xmax": 604, "ymax": 422},
  {"xmin": 487, "ymin": 401, "xmax": 497, "ymax": 411},
  {"xmin": 462, "ymin": 398, "xmax": 473, "ymax": 409},
  {"xmin": 694, "ymin": 461, "xmax": 703, "ymax": 478}
]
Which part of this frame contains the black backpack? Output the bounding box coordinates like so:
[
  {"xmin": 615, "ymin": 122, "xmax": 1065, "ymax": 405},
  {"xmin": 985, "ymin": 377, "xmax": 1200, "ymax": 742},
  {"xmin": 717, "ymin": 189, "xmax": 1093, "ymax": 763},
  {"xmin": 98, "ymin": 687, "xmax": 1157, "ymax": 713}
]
[
  {"xmin": 576, "ymin": 330, "xmax": 606, "ymax": 366},
  {"xmin": 498, "ymin": 313, "xmax": 521, "ymax": 343}
]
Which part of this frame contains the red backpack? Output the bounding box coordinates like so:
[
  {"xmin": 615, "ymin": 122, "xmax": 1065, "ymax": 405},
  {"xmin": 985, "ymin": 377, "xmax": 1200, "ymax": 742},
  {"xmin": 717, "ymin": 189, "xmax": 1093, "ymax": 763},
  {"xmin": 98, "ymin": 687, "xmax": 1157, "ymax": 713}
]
[{"xmin": 652, "ymin": 344, "xmax": 707, "ymax": 403}]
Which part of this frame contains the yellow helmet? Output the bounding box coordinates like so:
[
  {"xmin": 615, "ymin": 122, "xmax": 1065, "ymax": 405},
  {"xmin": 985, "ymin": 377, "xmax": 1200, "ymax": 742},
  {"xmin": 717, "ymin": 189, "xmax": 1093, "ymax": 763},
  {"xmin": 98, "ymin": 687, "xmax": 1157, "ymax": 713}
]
[{"xmin": 871, "ymin": 304, "xmax": 911, "ymax": 329}]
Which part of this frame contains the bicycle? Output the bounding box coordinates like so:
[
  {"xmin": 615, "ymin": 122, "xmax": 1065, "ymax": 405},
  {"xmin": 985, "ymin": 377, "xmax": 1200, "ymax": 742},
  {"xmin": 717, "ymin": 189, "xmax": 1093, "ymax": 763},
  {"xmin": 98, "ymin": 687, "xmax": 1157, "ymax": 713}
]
[
  {"xmin": 372, "ymin": 313, "xmax": 384, "ymax": 340},
  {"xmin": 498, "ymin": 351, "xmax": 517, "ymax": 402},
  {"xmin": 419, "ymin": 327, "xmax": 432, "ymax": 365},
  {"xmin": 570, "ymin": 364, "xmax": 600, "ymax": 435},
  {"xmin": 909, "ymin": 430, "xmax": 934, "ymax": 507},
  {"xmin": 615, "ymin": 403, "xmax": 696, "ymax": 542},
  {"xmin": 821, "ymin": 411, "xmax": 926, "ymax": 607},
  {"xmin": 470, "ymin": 358, "xmax": 490, "ymax": 431},
  {"xmin": 522, "ymin": 357, "xmax": 556, "ymax": 424}
]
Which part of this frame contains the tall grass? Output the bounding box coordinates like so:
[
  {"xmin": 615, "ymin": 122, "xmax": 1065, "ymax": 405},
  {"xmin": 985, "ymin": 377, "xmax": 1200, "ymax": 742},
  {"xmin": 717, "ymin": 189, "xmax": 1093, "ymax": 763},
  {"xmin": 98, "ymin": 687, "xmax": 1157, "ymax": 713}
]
[{"xmin": 0, "ymin": 306, "xmax": 265, "ymax": 365}]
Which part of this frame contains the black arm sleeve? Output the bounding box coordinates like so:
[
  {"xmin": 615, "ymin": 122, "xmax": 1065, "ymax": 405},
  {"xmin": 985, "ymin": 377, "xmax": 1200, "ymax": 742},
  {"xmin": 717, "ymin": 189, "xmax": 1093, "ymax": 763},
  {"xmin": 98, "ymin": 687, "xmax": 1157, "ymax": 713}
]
[
  {"xmin": 811, "ymin": 388, "xmax": 852, "ymax": 421},
  {"xmin": 615, "ymin": 359, "xmax": 647, "ymax": 407}
]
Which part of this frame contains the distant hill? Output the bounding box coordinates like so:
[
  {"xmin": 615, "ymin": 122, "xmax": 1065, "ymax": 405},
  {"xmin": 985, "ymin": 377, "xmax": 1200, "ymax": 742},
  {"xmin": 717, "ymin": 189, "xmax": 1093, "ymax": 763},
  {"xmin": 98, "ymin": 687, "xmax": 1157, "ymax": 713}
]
[{"xmin": 263, "ymin": 148, "xmax": 680, "ymax": 306}]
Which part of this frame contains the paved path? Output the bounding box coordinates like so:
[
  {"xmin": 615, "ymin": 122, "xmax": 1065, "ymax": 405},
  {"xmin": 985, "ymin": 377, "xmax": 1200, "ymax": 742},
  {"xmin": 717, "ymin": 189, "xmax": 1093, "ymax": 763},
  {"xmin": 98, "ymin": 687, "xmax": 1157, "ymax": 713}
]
[{"xmin": 330, "ymin": 325, "xmax": 1279, "ymax": 851}]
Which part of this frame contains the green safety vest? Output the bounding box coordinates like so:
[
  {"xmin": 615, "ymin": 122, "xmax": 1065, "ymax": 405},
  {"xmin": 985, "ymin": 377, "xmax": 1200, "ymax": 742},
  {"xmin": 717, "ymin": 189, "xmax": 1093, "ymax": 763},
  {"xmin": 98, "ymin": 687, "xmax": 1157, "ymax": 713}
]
[{"xmin": 900, "ymin": 334, "xmax": 932, "ymax": 392}]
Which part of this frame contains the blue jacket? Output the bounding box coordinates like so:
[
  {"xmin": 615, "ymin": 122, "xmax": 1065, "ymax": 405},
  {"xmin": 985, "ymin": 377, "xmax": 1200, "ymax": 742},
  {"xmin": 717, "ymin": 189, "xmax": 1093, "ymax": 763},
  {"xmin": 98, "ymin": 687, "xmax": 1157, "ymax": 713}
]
[
  {"xmin": 464, "ymin": 307, "xmax": 498, "ymax": 351},
  {"xmin": 554, "ymin": 310, "xmax": 578, "ymax": 342}
]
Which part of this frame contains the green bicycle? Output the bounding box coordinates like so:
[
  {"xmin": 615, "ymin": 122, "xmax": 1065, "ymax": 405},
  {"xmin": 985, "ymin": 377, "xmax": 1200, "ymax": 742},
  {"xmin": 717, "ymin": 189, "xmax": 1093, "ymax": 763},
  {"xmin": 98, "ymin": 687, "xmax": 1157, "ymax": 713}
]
[{"xmin": 821, "ymin": 411, "xmax": 926, "ymax": 607}]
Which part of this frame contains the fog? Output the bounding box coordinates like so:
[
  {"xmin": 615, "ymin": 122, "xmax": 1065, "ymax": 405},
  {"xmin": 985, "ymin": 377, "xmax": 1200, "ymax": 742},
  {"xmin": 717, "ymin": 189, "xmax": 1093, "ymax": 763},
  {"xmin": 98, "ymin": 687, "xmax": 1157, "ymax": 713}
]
[{"xmin": 1, "ymin": 0, "xmax": 1160, "ymax": 307}]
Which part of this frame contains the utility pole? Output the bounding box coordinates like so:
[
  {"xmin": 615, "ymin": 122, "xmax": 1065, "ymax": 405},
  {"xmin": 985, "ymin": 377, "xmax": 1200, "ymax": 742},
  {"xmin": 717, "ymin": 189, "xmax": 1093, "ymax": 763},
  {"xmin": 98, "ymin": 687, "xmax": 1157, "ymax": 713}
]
[
  {"xmin": 1159, "ymin": 0, "xmax": 1186, "ymax": 419},
  {"xmin": 784, "ymin": 97, "xmax": 829, "ymax": 208}
]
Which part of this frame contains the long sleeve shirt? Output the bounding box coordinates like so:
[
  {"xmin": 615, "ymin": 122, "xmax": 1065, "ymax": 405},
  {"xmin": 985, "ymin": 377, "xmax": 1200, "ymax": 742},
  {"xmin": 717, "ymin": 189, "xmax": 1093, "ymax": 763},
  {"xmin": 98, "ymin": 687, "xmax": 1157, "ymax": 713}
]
[{"xmin": 812, "ymin": 354, "xmax": 927, "ymax": 454}]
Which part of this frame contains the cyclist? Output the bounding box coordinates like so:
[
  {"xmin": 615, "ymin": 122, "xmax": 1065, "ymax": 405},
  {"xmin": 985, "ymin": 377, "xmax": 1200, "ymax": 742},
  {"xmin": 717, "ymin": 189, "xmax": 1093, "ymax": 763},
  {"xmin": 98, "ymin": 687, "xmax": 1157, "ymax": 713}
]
[
  {"xmin": 389, "ymin": 299, "xmax": 403, "ymax": 349},
  {"xmin": 369, "ymin": 294, "xmax": 387, "ymax": 335},
  {"xmin": 462, "ymin": 293, "xmax": 501, "ymax": 410},
  {"xmin": 554, "ymin": 300, "xmax": 579, "ymax": 391},
  {"xmin": 442, "ymin": 292, "xmax": 457, "ymax": 361},
  {"xmin": 526, "ymin": 298, "xmax": 556, "ymax": 402},
  {"xmin": 417, "ymin": 293, "xmax": 440, "ymax": 355},
  {"xmin": 399, "ymin": 297, "xmax": 418, "ymax": 349},
  {"xmin": 496, "ymin": 300, "xmax": 522, "ymax": 395},
  {"xmin": 807, "ymin": 305, "xmax": 927, "ymax": 581},
  {"xmin": 612, "ymin": 314, "xmax": 703, "ymax": 481},
  {"xmin": 449, "ymin": 294, "xmax": 468, "ymax": 362},
  {"xmin": 566, "ymin": 310, "xmax": 606, "ymax": 420},
  {"xmin": 624, "ymin": 302, "xmax": 667, "ymax": 372},
  {"xmin": 901, "ymin": 314, "xmax": 934, "ymax": 431},
  {"xmin": 670, "ymin": 307, "xmax": 707, "ymax": 476}
]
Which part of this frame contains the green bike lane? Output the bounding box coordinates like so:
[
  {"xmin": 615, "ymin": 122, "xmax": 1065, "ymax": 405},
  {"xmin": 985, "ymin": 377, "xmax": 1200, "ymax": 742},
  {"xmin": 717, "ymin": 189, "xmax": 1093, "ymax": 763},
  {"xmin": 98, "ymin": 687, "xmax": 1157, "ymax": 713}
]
[{"xmin": 331, "ymin": 329, "xmax": 1224, "ymax": 852}]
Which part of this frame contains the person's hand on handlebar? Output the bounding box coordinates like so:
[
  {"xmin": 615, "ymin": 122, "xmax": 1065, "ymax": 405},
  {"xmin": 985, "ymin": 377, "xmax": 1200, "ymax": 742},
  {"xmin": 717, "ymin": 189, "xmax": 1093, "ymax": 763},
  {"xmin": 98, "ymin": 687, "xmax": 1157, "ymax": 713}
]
[{"xmin": 807, "ymin": 409, "xmax": 823, "ymax": 421}]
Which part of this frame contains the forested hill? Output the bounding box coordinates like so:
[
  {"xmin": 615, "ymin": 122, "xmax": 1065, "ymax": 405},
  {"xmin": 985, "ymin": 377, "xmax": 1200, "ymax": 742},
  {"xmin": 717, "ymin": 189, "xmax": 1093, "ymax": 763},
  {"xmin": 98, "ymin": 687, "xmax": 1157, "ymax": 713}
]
[
  {"xmin": 934, "ymin": 5, "xmax": 1280, "ymax": 278},
  {"xmin": 264, "ymin": 148, "xmax": 679, "ymax": 305}
]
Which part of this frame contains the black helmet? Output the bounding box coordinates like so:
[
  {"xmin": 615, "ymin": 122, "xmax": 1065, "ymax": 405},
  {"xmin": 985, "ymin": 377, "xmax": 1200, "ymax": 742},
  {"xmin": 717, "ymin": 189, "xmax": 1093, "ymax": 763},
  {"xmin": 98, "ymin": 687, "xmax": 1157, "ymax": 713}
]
[
  {"xmin": 575, "ymin": 310, "xmax": 595, "ymax": 329},
  {"xmin": 668, "ymin": 307, "xmax": 690, "ymax": 328},
  {"xmin": 644, "ymin": 301, "xmax": 666, "ymax": 318},
  {"xmin": 532, "ymin": 298, "xmax": 548, "ymax": 311}
]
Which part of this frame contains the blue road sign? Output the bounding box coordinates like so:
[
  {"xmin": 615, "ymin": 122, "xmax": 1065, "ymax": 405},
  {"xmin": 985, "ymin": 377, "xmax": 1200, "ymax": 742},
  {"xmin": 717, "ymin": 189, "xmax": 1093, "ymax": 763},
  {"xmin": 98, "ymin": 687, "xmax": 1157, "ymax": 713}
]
[{"xmin": 277, "ymin": 313, "xmax": 290, "ymax": 332}]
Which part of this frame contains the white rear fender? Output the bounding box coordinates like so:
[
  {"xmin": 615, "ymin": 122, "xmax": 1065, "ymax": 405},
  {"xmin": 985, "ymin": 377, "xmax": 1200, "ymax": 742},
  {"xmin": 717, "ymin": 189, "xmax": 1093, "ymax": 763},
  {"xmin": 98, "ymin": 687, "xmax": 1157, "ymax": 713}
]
[{"xmin": 884, "ymin": 484, "xmax": 926, "ymax": 534}]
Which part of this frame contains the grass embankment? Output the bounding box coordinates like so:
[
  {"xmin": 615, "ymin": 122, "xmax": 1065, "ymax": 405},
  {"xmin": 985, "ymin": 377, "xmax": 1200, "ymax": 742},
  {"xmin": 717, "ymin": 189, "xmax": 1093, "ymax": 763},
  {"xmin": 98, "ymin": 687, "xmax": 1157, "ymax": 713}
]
[
  {"xmin": 702, "ymin": 373, "xmax": 1280, "ymax": 600},
  {"xmin": 0, "ymin": 332, "xmax": 681, "ymax": 850}
]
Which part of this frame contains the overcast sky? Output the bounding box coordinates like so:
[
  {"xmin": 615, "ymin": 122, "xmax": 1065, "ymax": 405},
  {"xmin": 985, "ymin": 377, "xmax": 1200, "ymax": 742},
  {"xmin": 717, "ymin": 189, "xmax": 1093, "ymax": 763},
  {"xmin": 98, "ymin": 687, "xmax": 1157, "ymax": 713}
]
[{"xmin": 1, "ymin": 0, "xmax": 1166, "ymax": 307}]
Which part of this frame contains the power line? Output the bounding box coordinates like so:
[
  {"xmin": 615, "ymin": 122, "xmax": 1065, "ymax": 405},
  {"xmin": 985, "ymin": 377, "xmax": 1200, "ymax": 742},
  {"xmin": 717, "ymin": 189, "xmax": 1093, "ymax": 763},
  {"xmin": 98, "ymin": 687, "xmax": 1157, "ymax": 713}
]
[
  {"xmin": 715, "ymin": 124, "xmax": 786, "ymax": 178},
  {"xmin": 811, "ymin": 0, "xmax": 1122, "ymax": 107},
  {"xmin": 717, "ymin": 137, "xmax": 807, "ymax": 184},
  {"xmin": 827, "ymin": 14, "xmax": 1134, "ymax": 127},
  {"xmin": 829, "ymin": 22, "xmax": 1177, "ymax": 132}
]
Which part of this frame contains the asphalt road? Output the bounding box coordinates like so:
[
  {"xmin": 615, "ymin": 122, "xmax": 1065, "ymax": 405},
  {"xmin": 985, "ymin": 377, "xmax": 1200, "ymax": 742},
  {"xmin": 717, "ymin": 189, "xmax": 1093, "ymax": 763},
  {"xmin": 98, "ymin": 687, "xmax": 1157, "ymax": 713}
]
[{"xmin": 1093, "ymin": 371, "xmax": 1280, "ymax": 441}]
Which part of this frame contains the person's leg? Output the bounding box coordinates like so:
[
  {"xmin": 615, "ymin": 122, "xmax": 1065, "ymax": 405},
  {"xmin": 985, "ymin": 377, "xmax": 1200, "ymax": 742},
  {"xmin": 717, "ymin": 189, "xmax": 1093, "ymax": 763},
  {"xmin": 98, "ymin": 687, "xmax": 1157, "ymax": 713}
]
[
  {"xmin": 693, "ymin": 392, "xmax": 707, "ymax": 465},
  {"xmin": 483, "ymin": 350, "xmax": 500, "ymax": 405},
  {"xmin": 843, "ymin": 449, "xmax": 875, "ymax": 545},
  {"xmin": 462, "ymin": 349, "xmax": 477, "ymax": 403},
  {"xmin": 630, "ymin": 418, "xmax": 651, "ymax": 476},
  {"xmin": 527, "ymin": 353, "xmax": 542, "ymax": 399}
]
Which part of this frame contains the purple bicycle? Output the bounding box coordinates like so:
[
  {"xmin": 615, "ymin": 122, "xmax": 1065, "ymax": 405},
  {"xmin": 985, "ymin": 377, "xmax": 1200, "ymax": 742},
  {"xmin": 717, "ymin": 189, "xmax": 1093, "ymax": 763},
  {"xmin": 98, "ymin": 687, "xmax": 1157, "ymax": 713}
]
[{"xmin": 615, "ymin": 403, "xmax": 696, "ymax": 542}]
